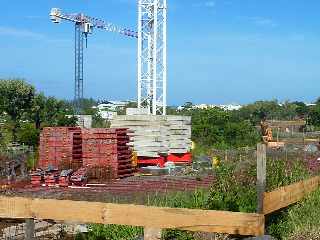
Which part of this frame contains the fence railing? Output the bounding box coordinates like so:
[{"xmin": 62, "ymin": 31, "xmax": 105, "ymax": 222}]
[
  {"xmin": 263, "ymin": 176, "xmax": 320, "ymax": 215},
  {"xmin": 0, "ymin": 196, "xmax": 265, "ymax": 238}
]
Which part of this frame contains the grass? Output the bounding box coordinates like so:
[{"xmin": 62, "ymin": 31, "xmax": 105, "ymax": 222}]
[{"xmin": 268, "ymin": 188, "xmax": 320, "ymax": 240}]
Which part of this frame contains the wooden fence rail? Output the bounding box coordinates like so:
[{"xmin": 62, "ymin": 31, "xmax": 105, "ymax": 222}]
[
  {"xmin": 263, "ymin": 176, "xmax": 320, "ymax": 215},
  {"xmin": 0, "ymin": 197, "xmax": 265, "ymax": 237}
]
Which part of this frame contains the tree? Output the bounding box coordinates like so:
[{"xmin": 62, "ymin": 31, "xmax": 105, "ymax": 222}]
[
  {"xmin": 308, "ymin": 104, "xmax": 320, "ymax": 127},
  {"xmin": 188, "ymin": 107, "xmax": 259, "ymax": 148},
  {"xmin": 292, "ymin": 101, "xmax": 309, "ymax": 118},
  {"xmin": 31, "ymin": 93, "xmax": 47, "ymax": 129},
  {"xmin": 17, "ymin": 123, "xmax": 40, "ymax": 147},
  {"xmin": 0, "ymin": 79, "xmax": 35, "ymax": 141}
]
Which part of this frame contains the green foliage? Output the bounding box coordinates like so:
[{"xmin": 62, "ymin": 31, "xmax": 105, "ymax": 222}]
[
  {"xmin": 308, "ymin": 104, "xmax": 320, "ymax": 127},
  {"xmin": 292, "ymin": 101, "xmax": 309, "ymax": 118},
  {"xmin": 266, "ymin": 157, "xmax": 310, "ymax": 191},
  {"xmin": 16, "ymin": 123, "xmax": 40, "ymax": 147},
  {"xmin": 77, "ymin": 224, "xmax": 143, "ymax": 240},
  {"xmin": 39, "ymin": 96, "xmax": 75, "ymax": 127},
  {"xmin": 207, "ymin": 162, "xmax": 257, "ymax": 213},
  {"xmin": 235, "ymin": 100, "xmax": 307, "ymax": 124},
  {"xmin": 162, "ymin": 230, "xmax": 194, "ymax": 240},
  {"xmin": 146, "ymin": 190, "xmax": 210, "ymax": 209},
  {"xmin": 268, "ymin": 189, "xmax": 320, "ymax": 239},
  {"xmin": 78, "ymin": 98, "xmax": 107, "ymax": 128},
  {"xmin": 0, "ymin": 79, "xmax": 35, "ymax": 140},
  {"xmin": 189, "ymin": 108, "xmax": 259, "ymax": 148}
]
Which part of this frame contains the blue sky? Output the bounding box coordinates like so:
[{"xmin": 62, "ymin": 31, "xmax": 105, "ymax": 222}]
[{"xmin": 1, "ymin": 0, "xmax": 320, "ymax": 105}]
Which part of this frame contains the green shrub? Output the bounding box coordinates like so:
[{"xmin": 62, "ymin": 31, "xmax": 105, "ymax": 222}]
[
  {"xmin": 17, "ymin": 123, "xmax": 40, "ymax": 147},
  {"xmin": 78, "ymin": 224, "xmax": 143, "ymax": 240}
]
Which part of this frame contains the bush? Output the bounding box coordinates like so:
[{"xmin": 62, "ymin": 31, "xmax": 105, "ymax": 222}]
[
  {"xmin": 189, "ymin": 108, "xmax": 260, "ymax": 149},
  {"xmin": 17, "ymin": 123, "xmax": 40, "ymax": 147}
]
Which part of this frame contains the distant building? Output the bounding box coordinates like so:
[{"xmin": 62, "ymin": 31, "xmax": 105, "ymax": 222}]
[
  {"xmin": 100, "ymin": 111, "xmax": 118, "ymax": 120},
  {"xmin": 95, "ymin": 100, "xmax": 130, "ymax": 112},
  {"xmin": 219, "ymin": 104, "xmax": 242, "ymax": 111},
  {"xmin": 306, "ymin": 103, "xmax": 316, "ymax": 107},
  {"xmin": 93, "ymin": 100, "xmax": 134, "ymax": 120},
  {"xmin": 178, "ymin": 103, "xmax": 242, "ymax": 111}
]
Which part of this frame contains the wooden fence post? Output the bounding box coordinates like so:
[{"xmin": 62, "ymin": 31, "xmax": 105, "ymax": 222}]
[
  {"xmin": 25, "ymin": 219, "xmax": 35, "ymax": 240},
  {"xmin": 257, "ymin": 143, "xmax": 266, "ymax": 214},
  {"xmin": 144, "ymin": 227, "xmax": 162, "ymax": 240}
]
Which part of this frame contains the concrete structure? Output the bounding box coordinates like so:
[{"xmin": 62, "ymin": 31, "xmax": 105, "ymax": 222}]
[
  {"xmin": 111, "ymin": 115, "xmax": 191, "ymax": 157},
  {"xmin": 77, "ymin": 115, "xmax": 92, "ymax": 128},
  {"xmin": 126, "ymin": 108, "xmax": 149, "ymax": 115}
]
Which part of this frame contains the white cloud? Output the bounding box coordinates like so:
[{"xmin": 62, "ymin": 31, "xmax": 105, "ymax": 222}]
[{"xmin": 0, "ymin": 26, "xmax": 45, "ymax": 39}]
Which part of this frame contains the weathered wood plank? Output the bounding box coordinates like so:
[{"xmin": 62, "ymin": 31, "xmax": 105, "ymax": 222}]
[
  {"xmin": 263, "ymin": 176, "xmax": 320, "ymax": 215},
  {"xmin": 0, "ymin": 197, "xmax": 264, "ymax": 236},
  {"xmin": 257, "ymin": 143, "xmax": 267, "ymax": 214}
]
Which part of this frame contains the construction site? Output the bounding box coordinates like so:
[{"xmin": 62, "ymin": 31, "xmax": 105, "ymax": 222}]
[{"xmin": 1, "ymin": 1, "xmax": 320, "ymax": 240}]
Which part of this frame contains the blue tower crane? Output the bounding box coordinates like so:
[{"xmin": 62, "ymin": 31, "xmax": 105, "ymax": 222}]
[{"xmin": 50, "ymin": 8, "xmax": 137, "ymax": 114}]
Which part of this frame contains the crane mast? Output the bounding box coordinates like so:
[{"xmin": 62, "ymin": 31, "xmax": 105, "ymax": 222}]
[{"xmin": 138, "ymin": 0, "xmax": 167, "ymax": 115}]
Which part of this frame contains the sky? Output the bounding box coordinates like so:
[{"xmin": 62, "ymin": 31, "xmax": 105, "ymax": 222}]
[{"xmin": 1, "ymin": 0, "xmax": 320, "ymax": 106}]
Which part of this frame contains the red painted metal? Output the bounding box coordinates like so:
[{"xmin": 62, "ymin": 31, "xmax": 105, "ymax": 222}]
[
  {"xmin": 167, "ymin": 152, "xmax": 192, "ymax": 164},
  {"xmin": 38, "ymin": 127, "xmax": 82, "ymax": 170},
  {"xmin": 82, "ymin": 128, "xmax": 134, "ymax": 180},
  {"xmin": 138, "ymin": 156, "xmax": 166, "ymax": 168}
]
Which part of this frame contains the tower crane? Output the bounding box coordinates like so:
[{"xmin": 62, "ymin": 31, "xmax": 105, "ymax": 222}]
[
  {"xmin": 50, "ymin": 0, "xmax": 167, "ymax": 116},
  {"xmin": 50, "ymin": 8, "xmax": 137, "ymax": 114},
  {"xmin": 138, "ymin": 0, "xmax": 167, "ymax": 115}
]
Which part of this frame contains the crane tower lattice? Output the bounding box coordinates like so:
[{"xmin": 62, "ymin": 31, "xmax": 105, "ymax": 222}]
[{"xmin": 138, "ymin": 0, "xmax": 167, "ymax": 115}]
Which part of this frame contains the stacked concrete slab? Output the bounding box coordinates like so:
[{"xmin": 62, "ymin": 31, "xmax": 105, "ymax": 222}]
[
  {"xmin": 110, "ymin": 115, "xmax": 191, "ymax": 158},
  {"xmin": 166, "ymin": 116, "xmax": 192, "ymax": 154}
]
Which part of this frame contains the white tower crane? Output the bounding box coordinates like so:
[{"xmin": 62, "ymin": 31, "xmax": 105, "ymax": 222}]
[{"xmin": 138, "ymin": 0, "xmax": 167, "ymax": 115}]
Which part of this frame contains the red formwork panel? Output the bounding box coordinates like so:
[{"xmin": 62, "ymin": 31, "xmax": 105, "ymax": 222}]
[
  {"xmin": 38, "ymin": 127, "xmax": 82, "ymax": 170},
  {"xmin": 82, "ymin": 128, "xmax": 134, "ymax": 180},
  {"xmin": 167, "ymin": 152, "xmax": 192, "ymax": 164},
  {"xmin": 138, "ymin": 156, "xmax": 166, "ymax": 168}
]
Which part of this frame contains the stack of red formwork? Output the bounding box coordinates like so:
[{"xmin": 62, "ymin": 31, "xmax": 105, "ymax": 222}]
[
  {"xmin": 116, "ymin": 128, "xmax": 134, "ymax": 178},
  {"xmin": 30, "ymin": 172, "xmax": 42, "ymax": 187},
  {"xmin": 82, "ymin": 128, "xmax": 134, "ymax": 181},
  {"xmin": 44, "ymin": 171, "xmax": 59, "ymax": 186},
  {"xmin": 38, "ymin": 127, "xmax": 82, "ymax": 170},
  {"xmin": 70, "ymin": 167, "xmax": 88, "ymax": 186},
  {"xmin": 59, "ymin": 169, "xmax": 73, "ymax": 187}
]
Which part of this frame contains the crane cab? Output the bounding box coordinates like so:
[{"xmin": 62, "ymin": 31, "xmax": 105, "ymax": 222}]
[
  {"xmin": 50, "ymin": 8, "xmax": 62, "ymax": 24},
  {"xmin": 83, "ymin": 23, "xmax": 93, "ymax": 34}
]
